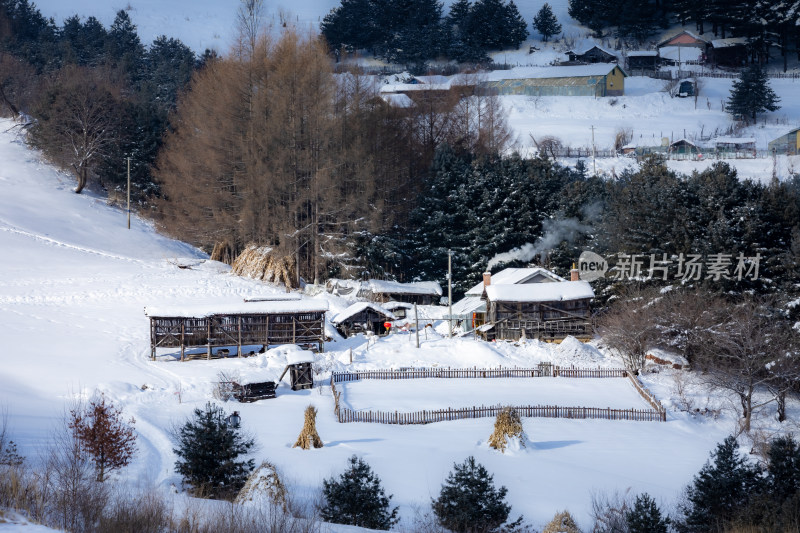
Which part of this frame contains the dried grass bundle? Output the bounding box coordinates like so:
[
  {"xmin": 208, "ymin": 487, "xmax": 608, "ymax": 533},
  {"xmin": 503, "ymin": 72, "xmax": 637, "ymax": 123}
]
[
  {"xmin": 293, "ymin": 405, "xmax": 323, "ymax": 450},
  {"xmin": 210, "ymin": 240, "xmax": 236, "ymax": 264},
  {"xmin": 230, "ymin": 243, "xmax": 297, "ymax": 289},
  {"xmin": 487, "ymin": 407, "xmax": 526, "ymax": 453},
  {"xmin": 235, "ymin": 460, "xmax": 288, "ymax": 510}
]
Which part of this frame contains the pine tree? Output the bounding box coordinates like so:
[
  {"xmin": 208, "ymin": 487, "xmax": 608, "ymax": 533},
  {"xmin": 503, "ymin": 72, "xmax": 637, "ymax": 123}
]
[
  {"xmin": 726, "ymin": 63, "xmax": 780, "ymax": 123},
  {"xmin": 626, "ymin": 493, "xmax": 669, "ymax": 533},
  {"xmin": 69, "ymin": 393, "xmax": 136, "ymax": 482},
  {"xmin": 173, "ymin": 402, "xmax": 255, "ymax": 499},
  {"xmin": 431, "ymin": 456, "xmax": 513, "ymax": 533},
  {"xmin": 503, "ymin": 0, "xmax": 528, "ymax": 49},
  {"xmin": 680, "ymin": 435, "xmax": 762, "ymax": 532},
  {"xmin": 766, "ymin": 435, "xmax": 800, "ymax": 502},
  {"xmin": 533, "ymin": 3, "xmax": 561, "ymax": 42},
  {"xmin": 320, "ymin": 455, "xmax": 398, "ymax": 530},
  {"xmin": 106, "ymin": 10, "xmax": 144, "ymax": 84}
]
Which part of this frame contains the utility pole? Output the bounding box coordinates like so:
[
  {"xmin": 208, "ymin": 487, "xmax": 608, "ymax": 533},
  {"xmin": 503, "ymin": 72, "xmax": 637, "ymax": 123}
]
[
  {"xmin": 590, "ymin": 125, "xmax": 597, "ymax": 176},
  {"xmin": 414, "ymin": 303, "xmax": 420, "ymax": 349},
  {"xmin": 447, "ymin": 249, "xmax": 453, "ymax": 338},
  {"xmin": 126, "ymin": 157, "xmax": 131, "ymax": 230}
]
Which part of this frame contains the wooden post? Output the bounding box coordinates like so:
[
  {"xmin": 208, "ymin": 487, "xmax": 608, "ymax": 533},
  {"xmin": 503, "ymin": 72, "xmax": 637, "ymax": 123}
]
[
  {"xmin": 180, "ymin": 322, "xmax": 185, "ymax": 362},
  {"xmin": 150, "ymin": 319, "xmax": 155, "ymax": 360},
  {"xmin": 207, "ymin": 319, "xmax": 211, "ymax": 360},
  {"xmin": 237, "ymin": 316, "xmax": 242, "ymax": 357}
]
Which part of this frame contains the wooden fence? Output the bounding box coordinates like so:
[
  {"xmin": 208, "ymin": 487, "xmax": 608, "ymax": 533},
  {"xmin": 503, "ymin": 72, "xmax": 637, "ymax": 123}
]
[{"xmin": 329, "ymin": 366, "xmax": 667, "ymax": 423}]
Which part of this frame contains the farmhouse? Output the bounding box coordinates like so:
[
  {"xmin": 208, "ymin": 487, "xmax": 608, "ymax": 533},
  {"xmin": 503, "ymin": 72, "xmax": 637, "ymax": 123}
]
[
  {"xmin": 479, "ymin": 64, "xmax": 626, "ymax": 97},
  {"xmin": 484, "ymin": 277, "xmax": 594, "ymax": 342},
  {"xmin": 447, "ymin": 267, "xmax": 565, "ymax": 334},
  {"xmin": 566, "ymin": 45, "xmax": 618, "ymax": 64},
  {"xmin": 332, "ymin": 302, "xmax": 396, "ymax": 337},
  {"xmin": 145, "ymin": 299, "xmax": 328, "ymax": 360},
  {"xmin": 768, "ymin": 127, "xmax": 800, "ymax": 155},
  {"xmin": 657, "ymin": 30, "xmax": 709, "ymax": 65}
]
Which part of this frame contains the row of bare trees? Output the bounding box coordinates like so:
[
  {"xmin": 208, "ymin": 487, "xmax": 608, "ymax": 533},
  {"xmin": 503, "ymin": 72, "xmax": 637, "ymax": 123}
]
[
  {"xmin": 599, "ymin": 286, "xmax": 800, "ymax": 431},
  {"xmin": 154, "ymin": 18, "xmax": 511, "ymax": 282}
]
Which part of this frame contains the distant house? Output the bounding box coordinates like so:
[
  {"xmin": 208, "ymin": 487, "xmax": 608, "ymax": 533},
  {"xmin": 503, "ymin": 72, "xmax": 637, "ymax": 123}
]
[
  {"xmin": 657, "ymin": 31, "xmax": 709, "ymax": 65},
  {"xmin": 325, "ymin": 278, "xmax": 443, "ymax": 305},
  {"xmin": 383, "ymin": 301, "xmax": 413, "ymax": 320},
  {"xmin": 447, "ymin": 268, "xmax": 565, "ymax": 334},
  {"xmin": 713, "ymin": 137, "xmax": 756, "ymax": 158},
  {"xmin": 566, "ymin": 45, "xmax": 618, "ymax": 64},
  {"xmin": 669, "ymin": 139, "xmax": 702, "ymax": 159},
  {"xmin": 331, "ymin": 302, "xmax": 395, "ymax": 337},
  {"xmin": 484, "ymin": 279, "xmax": 594, "ymax": 342},
  {"xmin": 708, "ymin": 38, "xmax": 748, "ymax": 68},
  {"xmin": 768, "ymin": 128, "xmax": 800, "ymax": 156},
  {"xmin": 479, "ymin": 64, "xmax": 626, "ymax": 97},
  {"xmin": 626, "ymin": 51, "xmax": 659, "ymax": 71}
]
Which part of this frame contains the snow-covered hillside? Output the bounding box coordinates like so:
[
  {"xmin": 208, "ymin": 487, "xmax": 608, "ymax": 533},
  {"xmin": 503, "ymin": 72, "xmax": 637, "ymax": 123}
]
[{"xmin": 2, "ymin": 118, "xmax": 782, "ymax": 531}]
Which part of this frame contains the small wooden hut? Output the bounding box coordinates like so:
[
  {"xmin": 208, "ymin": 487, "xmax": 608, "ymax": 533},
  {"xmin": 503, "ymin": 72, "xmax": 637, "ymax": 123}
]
[
  {"xmin": 363, "ymin": 279, "xmax": 443, "ymax": 305},
  {"xmin": 567, "ymin": 45, "xmax": 618, "ymax": 64},
  {"xmin": 145, "ymin": 299, "xmax": 328, "ymax": 361},
  {"xmin": 279, "ymin": 350, "xmax": 315, "ymax": 391},
  {"xmin": 668, "ymin": 139, "xmax": 702, "ymax": 159},
  {"xmin": 484, "ymin": 281, "xmax": 594, "ymax": 342},
  {"xmin": 332, "ymin": 302, "xmax": 396, "ymax": 337}
]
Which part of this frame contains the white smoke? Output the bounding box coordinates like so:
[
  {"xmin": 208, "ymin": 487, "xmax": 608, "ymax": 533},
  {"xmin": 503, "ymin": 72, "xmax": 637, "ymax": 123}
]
[{"xmin": 486, "ymin": 216, "xmax": 591, "ymax": 270}]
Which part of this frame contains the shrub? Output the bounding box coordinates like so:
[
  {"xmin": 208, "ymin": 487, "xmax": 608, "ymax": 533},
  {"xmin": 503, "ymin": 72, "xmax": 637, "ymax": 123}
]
[
  {"xmin": 432, "ymin": 456, "xmax": 517, "ymax": 533},
  {"xmin": 320, "ymin": 455, "xmax": 398, "ymax": 530},
  {"xmin": 173, "ymin": 402, "xmax": 255, "ymax": 499},
  {"xmin": 626, "ymin": 493, "xmax": 669, "ymax": 533}
]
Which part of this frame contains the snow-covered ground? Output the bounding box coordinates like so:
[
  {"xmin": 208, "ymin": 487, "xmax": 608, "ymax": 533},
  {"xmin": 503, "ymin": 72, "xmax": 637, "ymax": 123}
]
[{"xmin": 3, "ymin": 118, "xmax": 795, "ymax": 532}]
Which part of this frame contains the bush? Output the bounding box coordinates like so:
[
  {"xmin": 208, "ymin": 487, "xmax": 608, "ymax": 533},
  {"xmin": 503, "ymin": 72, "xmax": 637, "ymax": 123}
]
[
  {"xmin": 626, "ymin": 493, "xmax": 669, "ymax": 533},
  {"xmin": 320, "ymin": 455, "xmax": 398, "ymax": 530},
  {"xmin": 432, "ymin": 456, "xmax": 517, "ymax": 533},
  {"xmin": 173, "ymin": 402, "xmax": 255, "ymax": 499}
]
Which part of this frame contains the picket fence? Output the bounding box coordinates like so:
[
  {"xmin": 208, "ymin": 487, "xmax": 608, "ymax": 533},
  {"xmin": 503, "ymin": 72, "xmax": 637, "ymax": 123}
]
[{"xmin": 329, "ymin": 366, "xmax": 667, "ymax": 424}]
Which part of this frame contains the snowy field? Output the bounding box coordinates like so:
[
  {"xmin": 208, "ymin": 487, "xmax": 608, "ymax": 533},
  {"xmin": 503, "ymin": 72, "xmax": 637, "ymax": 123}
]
[
  {"xmin": 2, "ymin": 118, "xmax": 785, "ymax": 532},
  {"xmin": 338, "ymin": 377, "xmax": 651, "ymax": 412}
]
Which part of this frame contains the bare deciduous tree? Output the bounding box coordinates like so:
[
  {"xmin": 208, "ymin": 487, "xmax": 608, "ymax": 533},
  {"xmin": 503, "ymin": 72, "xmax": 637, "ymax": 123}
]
[{"xmin": 597, "ymin": 285, "xmax": 663, "ymax": 374}]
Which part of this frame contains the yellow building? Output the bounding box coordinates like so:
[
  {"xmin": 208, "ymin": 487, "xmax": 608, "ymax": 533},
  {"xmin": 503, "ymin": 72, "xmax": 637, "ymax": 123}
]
[{"xmin": 479, "ymin": 64, "xmax": 626, "ymax": 98}]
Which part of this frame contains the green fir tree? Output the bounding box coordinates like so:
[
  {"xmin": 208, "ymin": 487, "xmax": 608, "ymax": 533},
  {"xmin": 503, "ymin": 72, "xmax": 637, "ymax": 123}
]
[
  {"xmin": 727, "ymin": 64, "xmax": 780, "ymax": 123},
  {"xmin": 532, "ymin": 3, "xmax": 561, "ymax": 42}
]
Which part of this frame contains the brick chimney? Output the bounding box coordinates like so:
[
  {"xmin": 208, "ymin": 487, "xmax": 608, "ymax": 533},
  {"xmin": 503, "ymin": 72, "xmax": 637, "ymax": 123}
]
[
  {"xmin": 483, "ymin": 271, "xmax": 491, "ymax": 287},
  {"xmin": 570, "ymin": 263, "xmax": 580, "ymax": 281}
]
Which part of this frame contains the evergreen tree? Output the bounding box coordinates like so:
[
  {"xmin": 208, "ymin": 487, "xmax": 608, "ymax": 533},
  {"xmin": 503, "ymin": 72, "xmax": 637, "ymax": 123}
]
[
  {"xmin": 444, "ymin": 0, "xmax": 489, "ymax": 62},
  {"xmin": 615, "ymin": 0, "xmax": 662, "ymax": 44},
  {"xmin": 320, "ymin": 455, "xmax": 398, "ymax": 530},
  {"xmin": 532, "ymin": 3, "xmax": 561, "ymax": 42},
  {"xmin": 680, "ymin": 436, "xmax": 762, "ymax": 532},
  {"xmin": 320, "ymin": 0, "xmax": 378, "ymax": 52},
  {"xmin": 503, "ymin": 0, "xmax": 528, "ymax": 49},
  {"xmin": 626, "ymin": 493, "xmax": 669, "ymax": 533},
  {"xmin": 105, "ymin": 10, "xmax": 144, "ymax": 84},
  {"xmin": 567, "ymin": 0, "xmax": 612, "ymax": 36},
  {"xmin": 431, "ymin": 456, "xmax": 514, "ymax": 533},
  {"xmin": 766, "ymin": 435, "xmax": 800, "ymax": 502},
  {"xmin": 727, "ymin": 63, "xmax": 780, "ymax": 123},
  {"xmin": 173, "ymin": 402, "xmax": 255, "ymax": 499}
]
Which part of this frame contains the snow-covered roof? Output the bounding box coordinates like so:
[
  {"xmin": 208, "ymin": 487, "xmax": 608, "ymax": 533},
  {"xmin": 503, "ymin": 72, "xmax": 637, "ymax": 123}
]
[
  {"xmin": 383, "ymin": 301, "xmax": 413, "ymax": 310},
  {"xmin": 465, "ymin": 267, "xmax": 564, "ymax": 296},
  {"xmin": 285, "ymin": 350, "xmax": 314, "ymax": 365},
  {"xmin": 380, "ymin": 93, "xmax": 414, "ymax": 108},
  {"xmin": 145, "ymin": 299, "xmax": 328, "ymax": 318},
  {"xmin": 380, "ymin": 83, "xmax": 452, "ymax": 93},
  {"xmin": 711, "ymin": 37, "xmax": 748, "ymax": 48},
  {"xmin": 657, "ymin": 30, "xmax": 709, "ymax": 48},
  {"xmin": 331, "ymin": 302, "xmax": 395, "ymax": 324},
  {"xmin": 485, "ymin": 281, "xmax": 594, "ymax": 303},
  {"xmin": 627, "ymin": 50, "xmax": 658, "ymax": 57},
  {"xmin": 448, "ymin": 296, "xmax": 487, "ymax": 317},
  {"xmin": 482, "ymin": 64, "xmax": 625, "ymax": 82},
  {"xmin": 713, "ymin": 136, "xmax": 756, "ymax": 145},
  {"xmin": 366, "ymin": 279, "xmax": 443, "ymax": 296},
  {"xmin": 669, "ymin": 138, "xmax": 699, "ymax": 147},
  {"xmin": 569, "ymin": 45, "xmax": 618, "ymax": 57},
  {"xmin": 659, "ymin": 46, "xmax": 703, "ymax": 62},
  {"xmin": 244, "ymin": 294, "xmax": 302, "ymax": 302}
]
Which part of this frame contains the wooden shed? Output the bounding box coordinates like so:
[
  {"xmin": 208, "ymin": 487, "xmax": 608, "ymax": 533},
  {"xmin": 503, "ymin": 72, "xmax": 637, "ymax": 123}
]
[
  {"xmin": 278, "ymin": 350, "xmax": 315, "ymax": 391},
  {"xmin": 668, "ymin": 139, "xmax": 702, "ymax": 159},
  {"xmin": 145, "ymin": 299, "xmax": 328, "ymax": 361},
  {"xmin": 708, "ymin": 38, "xmax": 748, "ymax": 68},
  {"xmin": 479, "ymin": 64, "xmax": 626, "ymax": 98},
  {"xmin": 484, "ymin": 281, "xmax": 594, "ymax": 342},
  {"xmin": 363, "ymin": 279, "xmax": 443, "ymax": 305},
  {"xmin": 331, "ymin": 302, "xmax": 396, "ymax": 337},
  {"xmin": 626, "ymin": 51, "xmax": 659, "ymax": 72},
  {"xmin": 567, "ymin": 45, "xmax": 618, "ymax": 64},
  {"xmin": 768, "ymin": 128, "xmax": 800, "ymax": 156},
  {"xmin": 713, "ymin": 137, "xmax": 756, "ymax": 158}
]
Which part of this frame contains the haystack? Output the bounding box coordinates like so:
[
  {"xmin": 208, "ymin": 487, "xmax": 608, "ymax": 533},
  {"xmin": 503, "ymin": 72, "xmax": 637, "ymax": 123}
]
[
  {"xmin": 210, "ymin": 240, "xmax": 237, "ymax": 265},
  {"xmin": 231, "ymin": 243, "xmax": 297, "ymax": 289},
  {"xmin": 235, "ymin": 460, "xmax": 288, "ymax": 510},
  {"xmin": 293, "ymin": 405, "xmax": 323, "ymax": 449},
  {"xmin": 487, "ymin": 407, "xmax": 526, "ymax": 453},
  {"xmin": 542, "ymin": 510, "xmax": 581, "ymax": 533}
]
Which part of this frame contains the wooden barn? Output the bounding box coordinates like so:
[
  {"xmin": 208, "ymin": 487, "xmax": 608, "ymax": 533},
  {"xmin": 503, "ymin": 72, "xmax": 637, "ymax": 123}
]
[
  {"xmin": 708, "ymin": 38, "xmax": 748, "ymax": 68},
  {"xmin": 768, "ymin": 128, "xmax": 800, "ymax": 155},
  {"xmin": 447, "ymin": 268, "xmax": 565, "ymax": 334},
  {"xmin": 626, "ymin": 51, "xmax": 659, "ymax": 72},
  {"xmin": 479, "ymin": 64, "xmax": 626, "ymax": 97},
  {"xmin": 668, "ymin": 139, "xmax": 702, "ymax": 159},
  {"xmin": 483, "ymin": 280, "xmax": 594, "ymax": 342},
  {"xmin": 566, "ymin": 45, "xmax": 618, "ymax": 64},
  {"xmin": 332, "ymin": 302, "xmax": 396, "ymax": 337},
  {"xmin": 145, "ymin": 299, "xmax": 328, "ymax": 360},
  {"xmin": 363, "ymin": 279, "xmax": 443, "ymax": 305}
]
